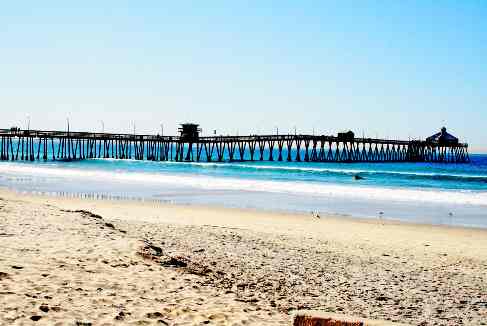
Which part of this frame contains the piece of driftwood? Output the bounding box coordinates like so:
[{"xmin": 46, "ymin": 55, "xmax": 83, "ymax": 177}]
[{"xmin": 293, "ymin": 311, "xmax": 411, "ymax": 326}]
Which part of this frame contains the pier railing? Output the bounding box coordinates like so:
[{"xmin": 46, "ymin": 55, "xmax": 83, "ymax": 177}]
[{"xmin": 0, "ymin": 129, "xmax": 469, "ymax": 163}]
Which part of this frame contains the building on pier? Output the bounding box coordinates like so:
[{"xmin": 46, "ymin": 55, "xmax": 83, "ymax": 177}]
[
  {"xmin": 178, "ymin": 123, "xmax": 201, "ymax": 142},
  {"xmin": 426, "ymin": 127, "xmax": 459, "ymax": 145},
  {"xmin": 337, "ymin": 131, "xmax": 355, "ymax": 141}
]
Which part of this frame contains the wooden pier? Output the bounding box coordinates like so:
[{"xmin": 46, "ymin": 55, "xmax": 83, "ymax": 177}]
[{"xmin": 0, "ymin": 126, "xmax": 469, "ymax": 164}]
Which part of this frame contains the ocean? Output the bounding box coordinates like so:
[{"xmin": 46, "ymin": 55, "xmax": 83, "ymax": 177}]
[{"xmin": 0, "ymin": 151, "xmax": 486, "ymax": 228}]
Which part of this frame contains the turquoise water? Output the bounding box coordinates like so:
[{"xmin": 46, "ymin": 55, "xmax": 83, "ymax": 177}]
[{"xmin": 0, "ymin": 152, "xmax": 486, "ymax": 228}]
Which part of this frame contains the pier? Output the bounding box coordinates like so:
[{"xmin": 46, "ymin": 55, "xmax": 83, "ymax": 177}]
[{"xmin": 0, "ymin": 125, "xmax": 469, "ymax": 163}]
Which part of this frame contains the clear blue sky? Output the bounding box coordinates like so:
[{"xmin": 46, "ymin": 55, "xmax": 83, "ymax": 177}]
[{"xmin": 1, "ymin": 1, "xmax": 486, "ymax": 152}]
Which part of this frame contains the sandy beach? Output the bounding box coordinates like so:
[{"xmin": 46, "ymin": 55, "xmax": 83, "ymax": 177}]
[{"xmin": 0, "ymin": 189, "xmax": 486, "ymax": 325}]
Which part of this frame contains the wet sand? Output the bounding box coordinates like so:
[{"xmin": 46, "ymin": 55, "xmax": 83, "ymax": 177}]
[{"xmin": 0, "ymin": 189, "xmax": 486, "ymax": 325}]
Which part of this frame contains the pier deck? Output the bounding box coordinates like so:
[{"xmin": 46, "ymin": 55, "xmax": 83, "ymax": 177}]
[{"xmin": 0, "ymin": 128, "xmax": 469, "ymax": 163}]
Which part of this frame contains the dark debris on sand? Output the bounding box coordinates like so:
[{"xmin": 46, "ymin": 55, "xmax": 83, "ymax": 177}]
[{"xmin": 61, "ymin": 209, "xmax": 127, "ymax": 234}]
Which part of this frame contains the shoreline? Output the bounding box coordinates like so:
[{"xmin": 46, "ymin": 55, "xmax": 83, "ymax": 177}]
[
  {"xmin": 7, "ymin": 186, "xmax": 487, "ymax": 232},
  {"xmin": 4, "ymin": 187, "xmax": 487, "ymax": 262},
  {"xmin": 2, "ymin": 155, "xmax": 487, "ymax": 230},
  {"xmin": 1, "ymin": 188, "xmax": 486, "ymax": 325}
]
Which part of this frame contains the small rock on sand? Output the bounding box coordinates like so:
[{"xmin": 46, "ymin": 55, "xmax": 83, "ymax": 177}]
[
  {"xmin": 39, "ymin": 304, "xmax": 49, "ymax": 313},
  {"xmin": 162, "ymin": 257, "xmax": 187, "ymax": 268},
  {"xmin": 75, "ymin": 321, "xmax": 92, "ymax": 326},
  {"xmin": 147, "ymin": 312, "xmax": 163, "ymax": 319},
  {"xmin": 114, "ymin": 311, "xmax": 126, "ymax": 321}
]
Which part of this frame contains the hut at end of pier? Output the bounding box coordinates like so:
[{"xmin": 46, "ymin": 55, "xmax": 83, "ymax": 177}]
[{"xmin": 426, "ymin": 127, "xmax": 459, "ymax": 145}]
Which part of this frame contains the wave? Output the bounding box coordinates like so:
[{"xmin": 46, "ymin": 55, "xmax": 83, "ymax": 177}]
[
  {"xmin": 235, "ymin": 164, "xmax": 487, "ymax": 183},
  {"xmin": 1, "ymin": 163, "xmax": 487, "ymax": 207},
  {"xmin": 126, "ymin": 160, "xmax": 487, "ymax": 183}
]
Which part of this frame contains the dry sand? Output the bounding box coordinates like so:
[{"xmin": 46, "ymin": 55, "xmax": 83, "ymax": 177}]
[{"xmin": 0, "ymin": 189, "xmax": 486, "ymax": 325}]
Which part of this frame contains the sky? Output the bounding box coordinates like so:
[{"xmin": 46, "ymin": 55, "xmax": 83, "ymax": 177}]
[{"xmin": 1, "ymin": 1, "xmax": 486, "ymax": 152}]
